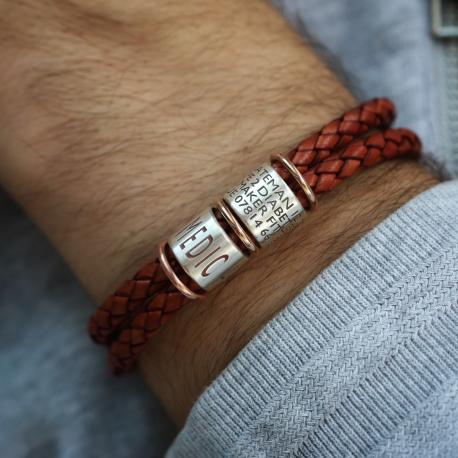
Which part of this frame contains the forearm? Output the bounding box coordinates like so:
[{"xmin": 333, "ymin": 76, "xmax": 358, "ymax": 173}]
[
  {"xmin": 0, "ymin": 0, "xmax": 436, "ymax": 425},
  {"xmin": 0, "ymin": 0, "xmax": 352, "ymax": 293}
]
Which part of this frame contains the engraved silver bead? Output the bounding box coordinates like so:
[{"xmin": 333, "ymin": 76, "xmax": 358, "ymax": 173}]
[
  {"xmin": 224, "ymin": 163, "xmax": 305, "ymax": 246},
  {"xmin": 168, "ymin": 208, "xmax": 246, "ymax": 291}
]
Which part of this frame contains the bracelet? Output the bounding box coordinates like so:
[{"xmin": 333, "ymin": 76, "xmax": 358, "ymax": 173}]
[{"xmin": 88, "ymin": 98, "xmax": 421, "ymax": 373}]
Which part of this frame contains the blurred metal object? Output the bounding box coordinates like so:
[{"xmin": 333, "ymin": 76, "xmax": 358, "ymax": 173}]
[{"xmin": 432, "ymin": 0, "xmax": 458, "ymax": 38}]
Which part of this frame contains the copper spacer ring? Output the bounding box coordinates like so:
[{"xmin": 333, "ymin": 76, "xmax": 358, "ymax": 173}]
[
  {"xmin": 216, "ymin": 200, "xmax": 258, "ymax": 253},
  {"xmin": 158, "ymin": 242, "xmax": 206, "ymax": 300},
  {"xmin": 271, "ymin": 153, "xmax": 317, "ymax": 209}
]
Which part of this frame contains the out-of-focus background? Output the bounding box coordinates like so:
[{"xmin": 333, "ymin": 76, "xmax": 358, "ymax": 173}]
[{"xmin": 1, "ymin": 1, "xmax": 457, "ymax": 457}]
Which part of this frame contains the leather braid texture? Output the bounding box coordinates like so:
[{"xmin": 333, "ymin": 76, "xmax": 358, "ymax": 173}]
[
  {"xmin": 287, "ymin": 97, "xmax": 395, "ymax": 171},
  {"xmin": 89, "ymin": 246, "xmax": 199, "ymax": 346},
  {"xmin": 303, "ymin": 128, "xmax": 421, "ymax": 194},
  {"xmin": 88, "ymin": 98, "xmax": 421, "ymax": 373},
  {"xmin": 89, "ymin": 98, "xmax": 394, "ymax": 345}
]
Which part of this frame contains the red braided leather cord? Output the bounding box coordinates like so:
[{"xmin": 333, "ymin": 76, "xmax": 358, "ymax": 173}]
[
  {"xmin": 88, "ymin": 98, "xmax": 420, "ymax": 373},
  {"xmin": 89, "ymin": 98, "xmax": 394, "ymax": 347},
  {"xmin": 88, "ymin": 216, "xmax": 246, "ymax": 346},
  {"xmin": 88, "ymin": 245, "xmax": 200, "ymax": 345},
  {"xmin": 107, "ymin": 127, "xmax": 420, "ymax": 372},
  {"xmin": 277, "ymin": 128, "xmax": 421, "ymax": 209},
  {"xmin": 303, "ymin": 128, "xmax": 421, "ymax": 194},
  {"xmin": 287, "ymin": 97, "xmax": 396, "ymax": 171}
]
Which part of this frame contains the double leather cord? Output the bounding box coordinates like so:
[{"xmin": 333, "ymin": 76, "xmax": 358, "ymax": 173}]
[
  {"xmin": 88, "ymin": 98, "xmax": 421, "ymax": 373},
  {"xmin": 90, "ymin": 98, "xmax": 394, "ymax": 344}
]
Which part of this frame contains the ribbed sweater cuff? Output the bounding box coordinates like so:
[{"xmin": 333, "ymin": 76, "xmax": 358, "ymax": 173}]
[{"xmin": 168, "ymin": 180, "xmax": 458, "ymax": 457}]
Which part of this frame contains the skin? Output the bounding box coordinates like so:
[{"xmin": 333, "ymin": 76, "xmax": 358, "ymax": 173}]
[{"xmin": 0, "ymin": 0, "xmax": 437, "ymax": 426}]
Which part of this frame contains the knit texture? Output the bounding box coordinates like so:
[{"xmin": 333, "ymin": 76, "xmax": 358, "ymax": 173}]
[{"xmin": 168, "ymin": 180, "xmax": 458, "ymax": 457}]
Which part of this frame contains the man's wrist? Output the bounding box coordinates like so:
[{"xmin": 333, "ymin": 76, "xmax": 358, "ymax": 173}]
[
  {"xmin": 0, "ymin": 0, "xmax": 354, "ymax": 301},
  {"xmin": 140, "ymin": 158, "xmax": 437, "ymax": 425},
  {"xmin": 0, "ymin": 0, "xmax": 437, "ymax": 427}
]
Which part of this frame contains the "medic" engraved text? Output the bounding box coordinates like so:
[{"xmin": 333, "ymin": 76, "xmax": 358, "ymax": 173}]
[
  {"xmin": 174, "ymin": 217, "xmax": 230, "ymax": 278},
  {"xmin": 168, "ymin": 210, "xmax": 245, "ymax": 290}
]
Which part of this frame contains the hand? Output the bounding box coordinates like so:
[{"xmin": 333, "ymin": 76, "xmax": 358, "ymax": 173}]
[{"xmin": 0, "ymin": 0, "xmax": 436, "ymax": 424}]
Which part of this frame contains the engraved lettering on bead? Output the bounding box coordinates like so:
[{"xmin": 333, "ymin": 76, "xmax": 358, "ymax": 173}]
[
  {"xmin": 224, "ymin": 163, "xmax": 305, "ymax": 246},
  {"xmin": 168, "ymin": 209, "xmax": 246, "ymax": 290}
]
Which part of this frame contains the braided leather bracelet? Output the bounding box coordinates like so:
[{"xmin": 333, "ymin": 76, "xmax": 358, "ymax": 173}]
[{"xmin": 88, "ymin": 98, "xmax": 421, "ymax": 373}]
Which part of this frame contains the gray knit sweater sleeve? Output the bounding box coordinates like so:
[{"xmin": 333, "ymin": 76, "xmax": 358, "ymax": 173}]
[{"xmin": 168, "ymin": 180, "xmax": 458, "ymax": 457}]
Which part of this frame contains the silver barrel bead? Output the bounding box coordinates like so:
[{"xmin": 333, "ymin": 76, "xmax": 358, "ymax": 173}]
[
  {"xmin": 224, "ymin": 163, "xmax": 305, "ymax": 246},
  {"xmin": 168, "ymin": 209, "xmax": 246, "ymax": 291}
]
